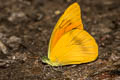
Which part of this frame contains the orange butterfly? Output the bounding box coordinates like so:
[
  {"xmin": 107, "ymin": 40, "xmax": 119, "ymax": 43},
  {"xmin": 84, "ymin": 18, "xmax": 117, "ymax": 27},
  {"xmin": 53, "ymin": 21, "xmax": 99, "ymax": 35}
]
[{"xmin": 42, "ymin": 2, "xmax": 98, "ymax": 66}]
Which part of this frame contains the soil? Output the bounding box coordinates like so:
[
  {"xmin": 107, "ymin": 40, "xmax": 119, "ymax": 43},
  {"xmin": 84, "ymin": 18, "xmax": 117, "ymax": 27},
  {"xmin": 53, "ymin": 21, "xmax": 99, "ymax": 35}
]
[{"xmin": 0, "ymin": 0, "xmax": 120, "ymax": 80}]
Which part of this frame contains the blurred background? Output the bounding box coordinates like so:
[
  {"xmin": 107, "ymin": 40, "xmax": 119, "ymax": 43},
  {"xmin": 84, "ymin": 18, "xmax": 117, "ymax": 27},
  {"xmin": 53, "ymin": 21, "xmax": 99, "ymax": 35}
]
[{"xmin": 0, "ymin": 0, "xmax": 120, "ymax": 80}]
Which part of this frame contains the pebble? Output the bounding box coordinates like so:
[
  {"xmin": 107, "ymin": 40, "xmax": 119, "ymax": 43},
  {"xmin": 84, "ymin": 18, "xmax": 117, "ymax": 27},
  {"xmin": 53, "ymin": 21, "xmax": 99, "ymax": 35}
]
[
  {"xmin": 116, "ymin": 46, "xmax": 120, "ymax": 51},
  {"xmin": 12, "ymin": 52, "xmax": 27, "ymax": 61},
  {"xmin": 0, "ymin": 33, "xmax": 7, "ymax": 43},
  {"xmin": 110, "ymin": 53, "xmax": 120, "ymax": 61},
  {"xmin": 99, "ymin": 23, "xmax": 112, "ymax": 33},
  {"xmin": 103, "ymin": 1, "xmax": 113, "ymax": 5},
  {"xmin": 0, "ymin": 59, "xmax": 14, "ymax": 67},
  {"xmin": 55, "ymin": 10, "xmax": 61, "ymax": 15},
  {"xmin": 8, "ymin": 12, "xmax": 25, "ymax": 22},
  {"xmin": 100, "ymin": 27, "xmax": 112, "ymax": 33},
  {"xmin": 113, "ymin": 76, "xmax": 120, "ymax": 80},
  {"xmin": 7, "ymin": 36, "xmax": 22, "ymax": 50},
  {"xmin": 7, "ymin": 36, "xmax": 21, "ymax": 43},
  {"xmin": 0, "ymin": 40, "xmax": 8, "ymax": 54},
  {"xmin": 65, "ymin": 0, "xmax": 72, "ymax": 2},
  {"xmin": 91, "ymin": 32, "xmax": 96, "ymax": 35},
  {"xmin": 37, "ymin": 13, "xmax": 44, "ymax": 20}
]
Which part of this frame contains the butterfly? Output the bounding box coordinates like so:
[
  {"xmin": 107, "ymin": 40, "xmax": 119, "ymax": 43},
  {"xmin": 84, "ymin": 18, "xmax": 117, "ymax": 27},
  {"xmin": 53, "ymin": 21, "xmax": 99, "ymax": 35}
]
[{"xmin": 42, "ymin": 2, "xmax": 98, "ymax": 66}]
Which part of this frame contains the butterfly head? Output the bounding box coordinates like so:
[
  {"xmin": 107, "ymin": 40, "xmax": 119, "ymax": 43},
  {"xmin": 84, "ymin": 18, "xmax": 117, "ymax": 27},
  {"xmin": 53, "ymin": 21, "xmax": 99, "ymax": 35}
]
[{"xmin": 42, "ymin": 56, "xmax": 60, "ymax": 66}]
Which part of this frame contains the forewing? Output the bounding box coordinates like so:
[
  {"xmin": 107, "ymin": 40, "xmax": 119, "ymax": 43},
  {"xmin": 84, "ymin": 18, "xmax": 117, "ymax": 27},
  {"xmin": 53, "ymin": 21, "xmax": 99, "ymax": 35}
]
[
  {"xmin": 49, "ymin": 29, "xmax": 98, "ymax": 66},
  {"xmin": 48, "ymin": 3, "xmax": 83, "ymax": 57}
]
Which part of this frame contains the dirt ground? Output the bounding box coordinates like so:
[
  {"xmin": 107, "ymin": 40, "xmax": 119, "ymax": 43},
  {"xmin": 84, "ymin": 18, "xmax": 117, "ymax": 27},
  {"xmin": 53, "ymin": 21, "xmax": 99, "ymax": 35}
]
[{"xmin": 0, "ymin": 0, "xmax": 120, "ymax": 80}]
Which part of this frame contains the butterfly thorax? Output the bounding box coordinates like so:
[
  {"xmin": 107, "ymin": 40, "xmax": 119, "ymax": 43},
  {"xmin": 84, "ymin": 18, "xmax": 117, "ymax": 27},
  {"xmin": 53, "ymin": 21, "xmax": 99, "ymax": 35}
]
[{"xmin": 42, "ymin": 56, "xmax": 60, "ymax": 66}]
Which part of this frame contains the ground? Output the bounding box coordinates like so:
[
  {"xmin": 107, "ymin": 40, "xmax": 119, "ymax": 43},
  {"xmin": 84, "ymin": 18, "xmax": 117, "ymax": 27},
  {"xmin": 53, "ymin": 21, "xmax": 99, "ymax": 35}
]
[{"xmin": 0, "ymin": 0, "xmax": 120, "ymax": 80}]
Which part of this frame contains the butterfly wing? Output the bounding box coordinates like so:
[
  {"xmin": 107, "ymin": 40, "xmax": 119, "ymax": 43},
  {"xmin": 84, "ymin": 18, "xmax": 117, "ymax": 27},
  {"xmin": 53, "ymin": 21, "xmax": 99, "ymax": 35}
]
[
  {"xmin": 48, "ymin": 3, "xmax": 83, "ymax": 57},
  {"xmin": 49, "ymin": 29, "xmax": 98, "ymax": 66}
]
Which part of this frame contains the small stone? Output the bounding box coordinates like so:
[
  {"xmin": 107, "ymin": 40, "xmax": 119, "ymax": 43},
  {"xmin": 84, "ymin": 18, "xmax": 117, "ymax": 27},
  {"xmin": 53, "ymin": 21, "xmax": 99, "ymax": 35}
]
[
  {"xmin": 101, "ymin": 27, "xmax": 112, "ymax": 33},
  {"xmin": 7, "ymin": 36, "xmax": 21, "ymax": 43},
  {"xmin": 0, "ymin": 33, "xmax": 7, "ymax": 43},
  {"xmin": 37, "ymin": 13, "xmax": 44, "ymax": 20},
  {"xmin": 0, "ymin": 33, "xmax": 4, "ymax": 39},
  {"xmin": 99, "ymin": 24, "xmax": 112, "ymax": 33},
  {"xmin": 7, "ymin": 36, "xmax": 22, "ymax": 50},
  {"xmin": 55, "ymin": 10, "xmax": 61, "ymax": 15},
  {"xmin": 0, "ymin": 40, "xmax": 8, "ymax": 54},
  {"xmin": 13, "ymin": 52, "xmax": 27, "ymax": 61},
  {"xmin": 91, "ymin": 32, "xmax": 96, "ymax": 35},
  {"xmin": 0, "ymin": 59, "xmax": 14, "ymax": 67},
  {"xmin": 17, "ymin": 12, "xmax": 25, "ymax": 17},
  {"xmin": 116, "ymin": 46, "xmax": 120, "ymax": 51},
  {"xmin": 8, "ymin": 12, "xmax": 25, "ymax": 22},
  {"xmin": 110, "ymin": 53, "xmax": 120, "ymax": 61},
  {"xmin": 103, "ymin": 1, "xmax": 113, "ymax": 5},
  {"xmin": 12, "ymin": 56, "xmax": 16, "ymax": 60},
  {"xmin": 113, "ymin": 76, "xmax": 120, "ymax": 80},
  {"xmin": 65, "ymin": 0, "xmax": 72, "ymax": 2}
]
